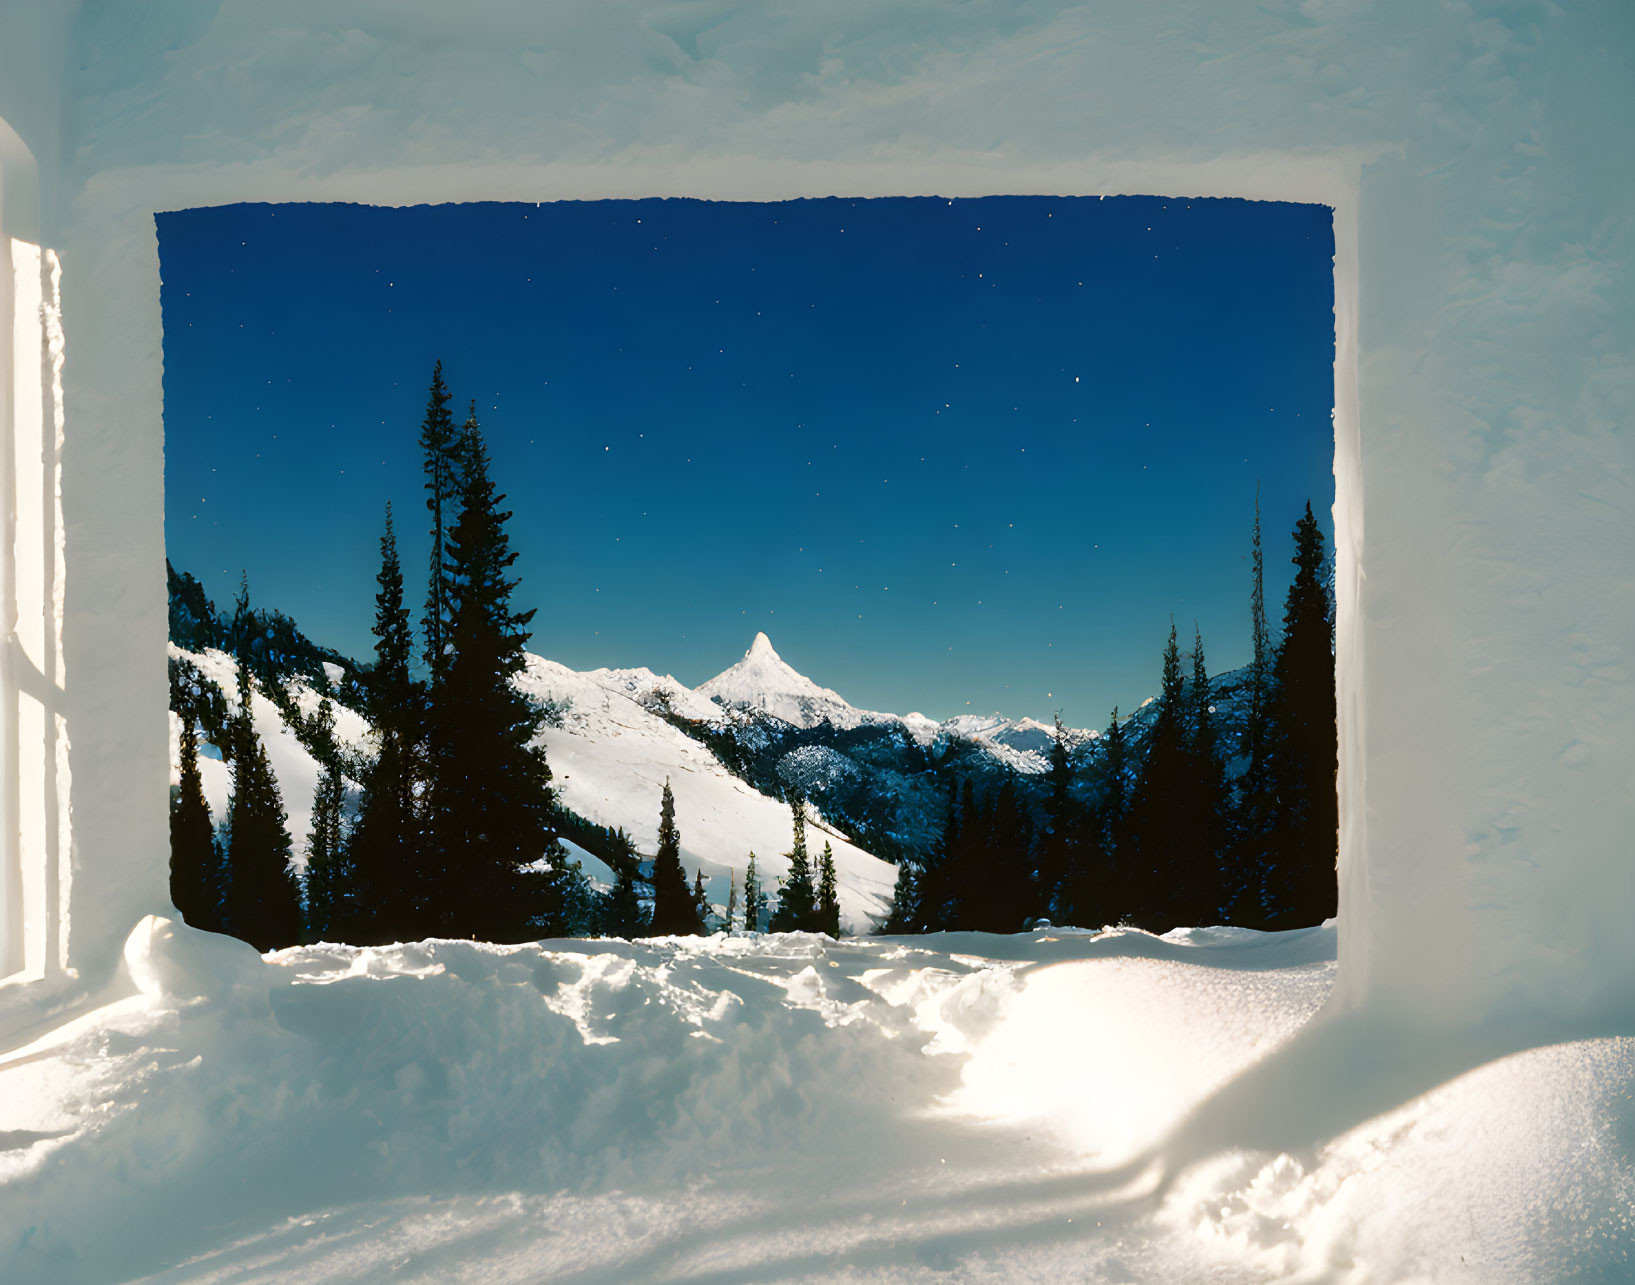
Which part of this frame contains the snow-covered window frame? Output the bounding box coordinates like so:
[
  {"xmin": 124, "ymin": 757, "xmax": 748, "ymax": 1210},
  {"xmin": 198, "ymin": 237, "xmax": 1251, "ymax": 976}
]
[{"xmin": 0, "ymin": 116, "xmax": 71, "ymax": 1003}]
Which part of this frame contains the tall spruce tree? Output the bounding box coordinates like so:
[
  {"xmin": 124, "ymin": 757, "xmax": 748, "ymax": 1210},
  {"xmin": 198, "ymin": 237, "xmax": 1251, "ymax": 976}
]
[
  {"xmin": 725, "ymin": 870, "xmax": 739, "ymax": 934},
  {"xmin": 1125, "ymin": 625, "xmax": 1193, "ymax": 930},
  {"xmin": 1263, "ymin": 502, "xmax": 1338, "ymax": 925},
  {"xmin": 419, "ymin": 363, "xmax": 459, "ymax": 686},
  {"xmin": 220, "ymin": 625, "xmax": 301, "ymax": 952},
  {"xmin": 170, "ymin": 716, "xmax": 221, "ymax": 931},
  {"xmin": 1230, "ymin": 486, "xmax": 1279, "ymax": 923},
  {"xmin": 816, "ymin": 841, "xmax": 841, "ymax": 937},
  {"xmin": 649, "ymin": 779, "xmax": 701, "ymax": 934},
  {"xmin": 1074, "ymin": 705, "xmax": 1129, "ymax": 926},
  {"xmin": 301, "ymin": 699, "xmax": 349, "ymax": 943},
  {"xmin": 693, "ymin": 869, "xmax": 712, "ymax": 931},
  {"xmin": 769, "ymin": 795, "xmax": 817, "ymax": 932},
  {"xmin": 743, "ymin": 851, "xmax": 765, "ymax": 932},
  {"xmin": 1036, "ymin": 714, "xmax": 1077, "ymax": 922},
  {"xmin": 348, "ymin": 505, "xmax": 424, "ymax": 944},
  {"xmin": 933, "ymin": 779, "xmax": 986, "ymax": 930},
  {"xmin": 425, "ymin": 410, "xmax": 580, "ymax": 941},
  {"xmin": 1186, "ymin": 626, "xmax": 1229, "ymax": 924},
  {"xmin": 985, "ymin": 778, "xmax": 1035, "ymax": 933}
]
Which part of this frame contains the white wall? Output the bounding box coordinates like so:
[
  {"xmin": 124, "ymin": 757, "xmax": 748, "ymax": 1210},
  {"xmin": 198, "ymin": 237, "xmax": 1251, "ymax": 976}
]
[{"xmin": 7, "ymin": 0, "xmax": 1632, "ymax": 1025}]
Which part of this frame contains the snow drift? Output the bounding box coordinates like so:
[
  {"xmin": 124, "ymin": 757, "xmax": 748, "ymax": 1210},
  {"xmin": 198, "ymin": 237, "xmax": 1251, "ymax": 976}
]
[{"xmin": 4, "ymin": 917, "xmax": 1633, "ymax": 1282}]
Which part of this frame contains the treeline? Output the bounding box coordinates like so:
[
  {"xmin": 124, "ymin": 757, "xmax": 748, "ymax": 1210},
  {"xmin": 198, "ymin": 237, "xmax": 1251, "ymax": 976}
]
[
  {"xmin": 172, "ymin": 365, "xmax": 600, "ymax": 949},
  {"xmin": 884, "ymin": 498, "xmax": 1338, "ymax": 935}
]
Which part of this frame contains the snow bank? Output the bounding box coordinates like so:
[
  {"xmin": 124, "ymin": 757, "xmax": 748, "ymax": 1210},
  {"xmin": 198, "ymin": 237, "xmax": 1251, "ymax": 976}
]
[{"xmin": 5, "ymin": 917, "xmax": 1633, "ymax": 1282}]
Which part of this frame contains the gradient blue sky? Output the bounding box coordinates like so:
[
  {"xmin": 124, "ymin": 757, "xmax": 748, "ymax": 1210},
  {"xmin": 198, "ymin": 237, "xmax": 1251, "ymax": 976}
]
[{"xmin": 159, "ymin": 196, "xmax": 1334, "ymax": 725}]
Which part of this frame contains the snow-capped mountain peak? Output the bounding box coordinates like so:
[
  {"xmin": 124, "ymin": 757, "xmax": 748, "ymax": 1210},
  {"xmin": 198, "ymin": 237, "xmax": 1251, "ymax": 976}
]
[{"xmin": 697, "ymin": 633, "xmax": 868, "ymax": 730}]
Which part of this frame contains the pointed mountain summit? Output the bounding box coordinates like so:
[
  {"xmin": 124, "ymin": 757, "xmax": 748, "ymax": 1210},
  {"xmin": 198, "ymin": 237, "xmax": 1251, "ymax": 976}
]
[{"xmin": 697, "ymin": 633, "xmax": 869, "ymax": 729}]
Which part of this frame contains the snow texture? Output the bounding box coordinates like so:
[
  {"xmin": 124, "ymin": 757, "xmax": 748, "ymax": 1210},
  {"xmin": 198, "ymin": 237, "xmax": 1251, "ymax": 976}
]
[{"xmin": 5, "ymin": 916, "xmax": 1635, "ymax": 1282}]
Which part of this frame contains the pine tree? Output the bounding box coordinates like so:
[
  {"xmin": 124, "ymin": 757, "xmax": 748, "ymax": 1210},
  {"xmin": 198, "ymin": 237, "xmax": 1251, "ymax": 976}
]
[
  {"xmin": 984, "ymin": 778, "xmax": 1034, "ymax": 933},
  {"xmin": 1263, "ymin": 502, "xmax": 1338, "ymax": 926},
  {"xmin": 816, "ymin": 841, "xmax": 841, "ymax": 937},
  {"xmin": 419, "ymin": 363, "xmax": 459, "ymax": 685},
  {"xmin": 1036, "ymin": 714, "xmax": 1077, "ymax": 922},
  {"xmin": 602, "ymin": 852, "xmax": 650, "ymax": 938},
  {"xmin": 1185, "ymin": 625, "xmax": 1229, "ymax": 925},
  {"xmin": 936, "ymin": 779, "xmax": 986, "ymax": 930},
  {"xmin": 1068, "ymin": 705, "xmax": 1129, "ymax": 926},
  {"xmin": 726, "ymin": 870, "xmax": 740, "ymax": 934},
  {"xmin": 348, "ymin": 505, "xmax": 425, "ymax": 944},
  {"xmin": 770, "ymin": 795, "xmax": 817, "ymax": 932},
  {"xmin": 1125, "ymin": 625, "xmax": 1192, "ymax": 930},
  {"xmin": 882, "ymin": 859, "xmax": 922, "ymax": 933},
  {"xmin": 693, "ymin": 869, "xmax": 712, "ymax": 931},
  {"xmin": 650, "ymin": 779, "xmax": 700, "ymax": 934},
  {"xmin": 425, "ymin": 409, "xmax": 581, "ymax": 941},
  {"xmin": 219, "ymin": 606, "xmax": 301, "ymax": 952},
  {"xmin": 170, "ymin": 715, "xmax": 220, "ymax": 931},
  {"xmin": 743, "ymin": 851, "xmax": 765, "ymax": 932},
  {"xmin": 301, "ymin": 699, "xmax": 349, "ymax": 943},
  {"xmin": 1230, "ymin": 486, "xmax": 1279, "ymax": 923}
]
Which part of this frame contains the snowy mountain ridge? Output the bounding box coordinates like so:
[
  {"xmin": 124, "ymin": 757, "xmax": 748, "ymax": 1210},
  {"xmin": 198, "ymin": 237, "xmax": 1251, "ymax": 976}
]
[
  {"xmin": 695, "ymin": 631, "xmax": 1091, "ymax": 773},
  {"xmin": 697, "ymin": 631, "xmax": 886, "ymax": 731}
]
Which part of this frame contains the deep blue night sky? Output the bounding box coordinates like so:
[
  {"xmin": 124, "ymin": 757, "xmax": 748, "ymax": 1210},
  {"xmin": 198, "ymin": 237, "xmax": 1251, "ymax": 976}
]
[{"xmin": 159, "ymin": 196, "xmax": 1335, "ymax": 725}]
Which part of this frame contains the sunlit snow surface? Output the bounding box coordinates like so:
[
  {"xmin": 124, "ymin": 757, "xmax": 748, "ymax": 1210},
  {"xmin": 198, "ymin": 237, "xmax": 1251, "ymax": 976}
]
[{"xmin": 3, "ymin": 919, "xmax": 1633, "ymax": 1283}]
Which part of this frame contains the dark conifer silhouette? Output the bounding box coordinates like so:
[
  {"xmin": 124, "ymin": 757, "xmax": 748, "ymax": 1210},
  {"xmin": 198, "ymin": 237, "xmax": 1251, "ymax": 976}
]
[
  {"xmin": 915, "ymin": 779, "xmax": 961, "ymax": 931},
  {"xmin": 220, "ymin": 590, "xmax": 302, "ymax": 952},
  {"xmin": 984, "ymin": 777, "xmax": 1034, "ymax": 933},
  {"xmin": 419, "ymin": 363, "xmax": 459, "ymax": 685},
  {"xmin": 301, "ymin": 699, "xmax": 349, "ymax": 942},
  {"xmin": 882, "ymin": 858, "xmax": 922, "ymax": 934},
  {"xmin": 424, "ymin": 409, "xmax": 581, "ymax": 940},
  {"xmin": 348, "ymin": 505, "xmax": 425, "ymax": 944},
  {"xmin": 1263, "ymin": 501, "xmax": 1338, "ymax": 925},
  {"xmin": 725, "ymin": 870, "xmax": 739, "ymax": 934},
  {"xmin": 602, "ymin": 848, "xmax": 651, "ymax": 938},
  {"xmin": 929, "ymin": 778, "xmax": 986, "ymax": 930},
  {"xmin": 650, "ymin": 779, "xmax": 701, "ymax": 935},
  {"xmin": 1035, "ymin": 715, "xmax": 1077, "ymax": 922},
  {"xmin": 816, "ymin": 841, "xmax": 841, "ymax": 936},
  {"xmin": 1085, "ymin": 705, "xmax": 1131, "ymax": 925},
  {"xmin": 1229, "ymin": 487, "xmax": 1279, "ymax": 922},
  {"xmin": 1185, "ymin": 625, "xmax": 1228, "ymax": 923},
  {"xmin": 1122, "ymin": 626, "xmax": 1193, "ymax": 929},
  {"xmin": 170, "ymin": 716, "xmax": 221, "ymax": 931},
  {"xmin": 693, "ymin": 868, "xmax": 712, "ymax": 931},
  {"xmin": 770, "ymin": 796, "xmax": 817, "ymax": 932},
  {"xmin": 743, "ymin": 851, "xmax": 765, "ymax": 932}
]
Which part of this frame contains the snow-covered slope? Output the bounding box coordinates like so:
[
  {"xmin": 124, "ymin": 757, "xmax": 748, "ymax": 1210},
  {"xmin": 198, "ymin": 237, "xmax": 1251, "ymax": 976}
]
[
  {"xmin": 168, "ymin": 645, "xmax": 369, "ymax": 860},
  {"xmin": 520, "ymin": 653, "xmax": 896, "ymax": 932},
  {"xmin": 697, "ymin": 631, "xmax": 882, "ymax": 730},
  {"xmin": 170, "ymin": 642, "xmax": 896, "ymax": 931}
]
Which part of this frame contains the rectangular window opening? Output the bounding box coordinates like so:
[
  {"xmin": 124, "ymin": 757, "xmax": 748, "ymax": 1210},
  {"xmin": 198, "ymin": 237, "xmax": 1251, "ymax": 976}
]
[{"xmin": 156, "ymin": 195, "xmax": 1340, "ymax": 950}]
